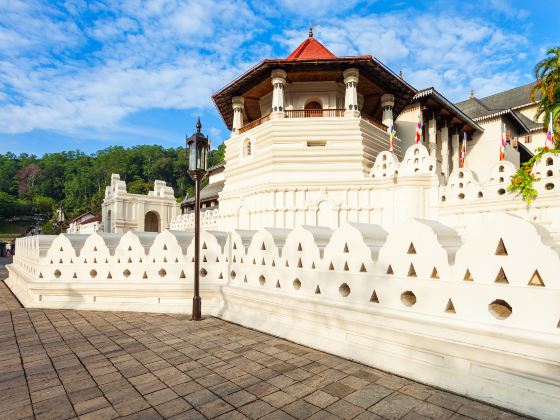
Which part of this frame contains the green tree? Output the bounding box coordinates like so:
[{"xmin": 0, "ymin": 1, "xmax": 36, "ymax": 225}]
[{"xmin": 531, "ymin": 47, "xmax": 560, "ymax": 139}]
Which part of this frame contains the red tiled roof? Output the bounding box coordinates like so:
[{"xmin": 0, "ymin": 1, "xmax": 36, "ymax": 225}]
[{"xmin": 286, "ymin": 37, "xmax": 336, "ymax": 60}]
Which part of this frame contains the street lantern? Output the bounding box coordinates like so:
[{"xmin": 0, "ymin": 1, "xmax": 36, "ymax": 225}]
[{"xmin": 187, "ymin": 117, "xmax": 210, "ymax": 321}]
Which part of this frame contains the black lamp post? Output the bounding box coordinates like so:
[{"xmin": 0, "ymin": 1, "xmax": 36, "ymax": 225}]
[{"xmin": 187, "ymin": 117, "xmax": 210, "ymax": 321}]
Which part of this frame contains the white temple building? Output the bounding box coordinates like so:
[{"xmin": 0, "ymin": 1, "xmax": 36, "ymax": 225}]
[
  {"xmin": 102, "ymin": 31, "xmax": 554, "ymax": 236},
  {"xmin": 6, "ymin": 32, "xmax": 560, "ymax": 419}
]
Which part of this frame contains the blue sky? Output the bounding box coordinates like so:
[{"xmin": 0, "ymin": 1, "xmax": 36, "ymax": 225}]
[{"xmin": 0, "ymin": 0, "xmax": 559, "ymax": 156}]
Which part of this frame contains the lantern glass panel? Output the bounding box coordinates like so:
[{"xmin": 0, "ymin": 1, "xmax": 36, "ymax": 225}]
[
  {"xmin": 196, "ymin": 142, "xmax": 207, "ymax": 170},
  {"xmin": 189, "ymin": 145, "xmax": 197, "ymax": 169}
]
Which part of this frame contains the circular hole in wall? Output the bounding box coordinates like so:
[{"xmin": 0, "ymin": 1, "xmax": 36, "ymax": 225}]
[
  {"xmin": 54, "ymin": 269, "xmax": 61, "ymax": 279},
  {"xmin": 259, "ymin": 275, "xmax": 265, "ymax": 285},
  {"xmin": 230, "ymin": 270, "xmax": 236, "ymax": 279},
  {"xmin": 339, "ymin": 283, "xmax": 350, "ymax": 297},
  {"xmin": 158, "ymin": 268, "xmax": 167, "ymax": 277},
  {"xmin": 478, "ymin": 191, "xmax": 483, "ymax": 198},
  {"xmin": 123, "ymin": 269, "xmax": 131, "ymax": 278},
  {"xmin": 458, "ymin": 193, "xmax": 465, "ymax": 200},
  {"xmin": 90, "ymin": 269, "xmax": 97, "ymax": 278},
  {"xmin": 458, "ymin": 171, "xmax": 464, "ymax": 178},
  {"xmin": 441, "ymin": 195, "xmax": 446, "ymax": 202},
  {"xmin": 401, "ymin": 291, "xmax": 416, "ymax": 307},
  {"xmin": 499, "ymin": 165, "xmax": 504, "ymax": 173},
  {"xmin": 546, "ymin": 157, "xmax": 553, "ymax": 166},
  {"xmin": 547, "ymin": 170, "xmax": 553, "ymax": 177},
  {"xmin": 200, "ymin": 268, "xmax": 207, "ymax": 277},
  {"xmin": 497, "ymin": 188, "xmax": 505, "ymax": 195},
  {"xmin": 545, "ymin": 183, "xmax": 554, "ymax": 190},
  {"xmin": 488, "ymin": 299, "xmax": 512, "ymax": 320},
  {"xmin": 293, "ymin": 279, "xmax": 301, "ymax": 290}
]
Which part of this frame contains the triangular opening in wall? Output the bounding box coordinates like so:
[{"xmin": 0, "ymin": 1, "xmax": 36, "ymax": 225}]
[
  {"xmin": 83, "ymin": 259, "xmax": 87, "ymax": 264},
  {"xmin": 202, "ymin": 242, "xmax": 207, "ymax": 250},
  {"xmin": 107, "ymin": 272, "xmax": 112, "ymax": 279},
  {"xmin": 370, "ymin": 290, "xmax": 379, "ymax": 303},
  {"xmin": 203, "ymin": 256, "xmax": 207, "ymax": 263},
  {"xmin": 60, "ymin": 246, "xmax": 63, "ymax": 251},
  {"xmin": 431, "ymin": 267, "xmax": 439, "ymax": 279},
  {"xmin": 50, "ymin": 259, "xmax": 53, "ymax": 264},
  {"xmin": 153, "ymin": 258, "xmax": 156, "ymax": 263},
  {"xmin": 298, "ymin": 258, "xmax": 303, "ymax": 268},
  {"xmin": 225, "ymin": 257, "xmax": 229, "ymax": 262},
  {"xmin": 261, "ymin": 258, "xmax": 266, "ymax": 266},
  {"xmin": 93, "ymin": 258, "xmax": 97, "ymax": 263},
  {"xmin": 329, "ymin": 262, "xmax": 335, "ymax": 271},
  {"xmin": 495, "ymin": 238, "xmax": 508, "ymax": 256},
  {"xmin": 276, "ymin": 280, "xmax": 281, "ymax": 288},
  {"xmin": 233, "ymin": 255, "xmax": 237, "ymax": 263},
  {"xmin": 285, "ymin": 260, "xmax": 289, "ymax": 267},
  {"xmin": 464, "ymin": 269, "xmax": 473, "ymax": 281},
  {"xmin": 315, "ymin": 285, "xmax": 321, "ymax": 294},
  {"xmin": 72, "ymin": 272, "xmax": 77, "ymax": 279},
  {"xmin": 104, "ymin": 258, "xmax": 108, "ymax": 263},
  {"xmin": 142, "ymin": 271, "xmax": 148, "ymax": 279},
  {"xmin": 216, "ymin": 256, "xmax": 220, "ymax": 262},
  {"xmin": 243, "ymin": 276, "xmax": 248, "ymax": 283},
  {"xmin": 344, "ymin": 261, "xmax": 349, "ymax": 271},
  {"xmin": 528, "ymin": 269, "xmax": 545, "ymax": 286},
  {"xmin": 59, "ymin": 258, "xmax": 63, "ymax": 264},
  {"xmin": 386, "ymin": 265, "xmax": 394, "ymax": 275},
  {"xmin": 360, "ymin": 263, "xmax": 367, "ymax": 273},
  {"xmin": 495, "ymin": 267, "xmax": 509, "ymax": 284},
  {"xmin": 408, "ymin": 263, "xmax": 417, "ymax": 277},
  {"xmin": 344, "ymin": 243, "xmax": 349, "ymax": 253},
  {"xmin": 128, "ymin": 246, "xmax": 132, "ymax": 251},
  {"xmin": 117, "ymin": 258, "xmax": 121, "ymax": 263},
  {"xmin": 240, "ymin": 257, "xmax": 244, "ymax": 263},
  {"xmin": 407, "ymin": 243, "xmax": 416, "ymax": 254},
  {"xmin": 163, "ymin": 244, "xmax": 167, "ymax": 250},
  {"xmin": 233, "ymin": 243, "xmax": 237, "ymax": 250},
  {"xmin": 297, "ymin": 243, "xmax": 302, "ymax": 251},
  {"xmin": 311, "ymin": 262, "xmax": 316, "ymax": 269},
  {"xmin": 252, "ymin": 258, "xmax": 256, "ymax": 264},
  {"xmin": 192, "ymin": 256, "xmax": 195, "ymax": 262},
  {"xmin": 179, "ymin": 270, "xmax": 186, "ymax": 279},
  {"xmin": 218, "ymin": 272, "xmax": 223, "ymax": 279},
  {"xmin": 445, "ymin": 299, "xmax": 456, "ymax": 314},
  {"xmin": 175, "ymin": 257, "xmax": 179, "ymax": 263},
  {"xmin": 38, "ymin": 272, "xmax": 43, "ymax": 278},
  {"xmin": 261, "ymin": 242, "xmax": 266, "ymax": 251},
  {"xmin": 163, "ymin": 257, "xmax": 167, "ymax": 262},
  {"xmin": 128, "ymin": 257, "xmax": 132, "ymax": 263},
  {"xmin": 94, "ymin": 246, "xmax": 97, "ymax": 252},
  {"xmin": 272, "ymin": 260, "xmax": 276, "ymax": 267},
  {"xmin": 139, "ymin": 258, "xmax": 142, "ymax": 263},
  {"xmin": 70, "ymin": 259, "xmax": 74, "ymax": 263}
]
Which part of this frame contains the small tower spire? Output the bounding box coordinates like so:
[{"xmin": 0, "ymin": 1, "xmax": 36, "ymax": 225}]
[
  {"xmin": 196, "ymin": 116, "xmax": 202, "ymax": 132},
  {"xmin": 470, "ymin": 89, "xmax": 475, "ymax": 99},
  {"xmin": 308, "ymin": 25, "xmax": 313, "ymax": 38}
]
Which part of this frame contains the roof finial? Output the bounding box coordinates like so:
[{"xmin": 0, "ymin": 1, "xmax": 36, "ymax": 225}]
[
  {"xmin": 399, "ymin": 70, "xmax": 403, "ymax": 78},
  {"xmin": 196, "ymin": 116, "xmax": 201, "ymax": 132},
  {"xmin": 470, "ymin": 89, "xmax": 475, "ymax": 99},
  {"xmin": 308, "ymin": 25, "xmax": 313, "ymax": 38}
]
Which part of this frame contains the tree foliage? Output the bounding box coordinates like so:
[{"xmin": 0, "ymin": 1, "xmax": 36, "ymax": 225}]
[{"xmin": 0, "ymin": 143, "xmax": 225, "ymax": 223}]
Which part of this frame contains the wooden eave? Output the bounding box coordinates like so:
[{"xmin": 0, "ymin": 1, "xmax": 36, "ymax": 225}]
[{"xmin": 212, "ymin": 56, "xmax": 417, "ymax": 130}]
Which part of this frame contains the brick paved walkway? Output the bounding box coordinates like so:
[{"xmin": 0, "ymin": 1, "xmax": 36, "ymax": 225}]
[{"xmin": 0, "ymin": 259, "xmax": 525, "ymax": 420}]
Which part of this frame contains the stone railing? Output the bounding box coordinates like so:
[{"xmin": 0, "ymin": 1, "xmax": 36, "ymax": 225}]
[
  {"xmin": 5, "ymin": 214, "xmax": 560, "ymax": 418},
  {"xmin": 285, "ymin": 108, "xmax": 345, "ymax": 118},
  {"xmin": 169, "ymin": 208, "xmax": 220, "ymax": 230}
]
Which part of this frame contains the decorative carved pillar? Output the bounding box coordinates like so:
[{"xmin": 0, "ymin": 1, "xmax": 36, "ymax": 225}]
[
  {"xmin": 232, "ymin": 96, "xmax": 245, "ymax": 132},
  {"xmin": 440, "ymin": 122, "xmax": 449, "ymax": 180},
  {"xmin": 428, "ymin": 113, "xmax": 437, "ymax": 158},
  {"xmin": 451, "ymin": 129, "xmax": 460, "ymax": 172},
  {"xmin": 381, "ymin": 94, "xmax": 395, "ymax": 128},
  {"xmin": 271, "ymin": 69, "xmax": 287, "ymax": 119},
  {"xmin": 343, "ymin": 68, "xmax": 359, "ymax": 117}
]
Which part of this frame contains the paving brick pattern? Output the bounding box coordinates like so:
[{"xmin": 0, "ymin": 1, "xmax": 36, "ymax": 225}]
[{"xmin": 0, "ymin": 259, "xmax": 527, "ymax": 419}]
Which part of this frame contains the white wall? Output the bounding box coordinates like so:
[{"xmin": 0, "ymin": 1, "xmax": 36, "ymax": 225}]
[{"xmin": 6, "ymin": 214, "xmax": 560, "ymax": 420}]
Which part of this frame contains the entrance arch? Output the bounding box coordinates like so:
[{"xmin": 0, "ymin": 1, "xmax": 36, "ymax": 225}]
[
  {"xmin": 304, "ymin": 100, "xmax": 323, "ymax": 117},
  {"xmin": 144, "ymin": 211, "xmax": 160, "ymax": 232}
]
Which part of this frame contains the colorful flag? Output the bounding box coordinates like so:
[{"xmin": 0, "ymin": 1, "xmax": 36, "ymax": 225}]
[
  {"xmin": 388, "ymin": 125, "xmax": 396, "ymax": 152},
  {"xmin": 499, "ymin": 123, "xmax": 506, "ymax": 161},
  {"xmin": 545, "ymin": 113, "xmax": 555, "ymax": 149},
  {"xmin": 460, "ymin": 132, "xmax": 467, "ymax": 168},
  {"xmin": 415, "ymin": 113, "xmax": 422, "ymax": 144}
]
